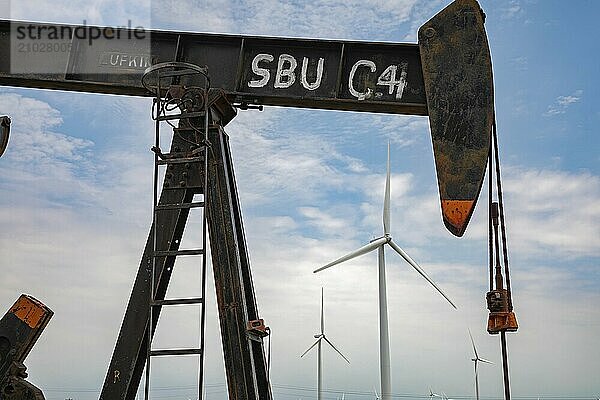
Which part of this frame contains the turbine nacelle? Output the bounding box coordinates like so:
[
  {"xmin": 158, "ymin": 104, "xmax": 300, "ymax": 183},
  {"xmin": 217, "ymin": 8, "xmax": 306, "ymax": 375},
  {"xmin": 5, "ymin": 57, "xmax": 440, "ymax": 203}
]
[{"xmin": 370, "ymin": 234, "xmax": 392, "ymax": 244}]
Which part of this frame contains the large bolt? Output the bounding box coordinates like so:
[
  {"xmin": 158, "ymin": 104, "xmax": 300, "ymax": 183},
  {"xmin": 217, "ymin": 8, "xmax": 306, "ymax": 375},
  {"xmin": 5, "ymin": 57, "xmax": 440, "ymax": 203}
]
[{"xmin": 424, "ymin": 27, "xmax": 436, "ymax": 38}]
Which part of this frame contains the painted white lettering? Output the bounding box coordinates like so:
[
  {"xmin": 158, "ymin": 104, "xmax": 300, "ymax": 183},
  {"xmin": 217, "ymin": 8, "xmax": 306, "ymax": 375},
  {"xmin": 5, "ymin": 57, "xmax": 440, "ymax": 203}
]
[
  {"xmin": 300, "ymin": 57, "xmax": 324, "ymax": 90},
  {"xmin": 376, "ymin": 63, "xmax": 408, "ymax": 99},
  {"xmin": 274, "ymin": 54, "xmax": 297, "ymax": 89},
  {"xmin": 348, "ymin": 59, "xmax": 376, "ymax": 100},
  {"xmin": 248, "ymin": 53, "xmax": 274, "ymax": 88}
]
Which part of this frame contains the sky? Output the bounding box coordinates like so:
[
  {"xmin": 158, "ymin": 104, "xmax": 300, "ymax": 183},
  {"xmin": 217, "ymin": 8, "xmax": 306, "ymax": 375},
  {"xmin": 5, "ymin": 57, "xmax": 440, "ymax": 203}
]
[{"xmin": 0, "ymin": 0, "xmax": 599, "ymax": 399}]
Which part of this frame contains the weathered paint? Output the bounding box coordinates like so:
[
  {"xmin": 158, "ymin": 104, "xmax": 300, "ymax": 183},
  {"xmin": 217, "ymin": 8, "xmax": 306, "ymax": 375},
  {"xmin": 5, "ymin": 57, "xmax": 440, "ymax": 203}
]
[
  {"xmin": 9, "ymin": 295, "xmax": 48, "ymax": 329},
  {"xmin": 419, "ymin": 0, "xmax": 493, "ymax": 237}
]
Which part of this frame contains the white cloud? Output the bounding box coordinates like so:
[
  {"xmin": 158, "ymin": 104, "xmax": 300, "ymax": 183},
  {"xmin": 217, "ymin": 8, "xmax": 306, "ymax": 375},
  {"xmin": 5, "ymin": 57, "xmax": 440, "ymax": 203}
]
[
  {"xmin": 501, "ymin": 167, "xmax": 600, "ymax": 258},
  {"xmin": 8, "ymin": 0, "xmax": 423, "ymax": 41},
  {"xmin": 501, "ymin": 0, "xmax": 524, "ymax": 20},
  {"xmin": 544, "ymin": 89, "xmax": 583, "ymax": 116},
  {"xmin": 6, "ymin": 0, "xmax": 151, "ymax": 26},
  {"xmin": 229, "ymin": 0, "xmax": 419, "ymax": 40}
]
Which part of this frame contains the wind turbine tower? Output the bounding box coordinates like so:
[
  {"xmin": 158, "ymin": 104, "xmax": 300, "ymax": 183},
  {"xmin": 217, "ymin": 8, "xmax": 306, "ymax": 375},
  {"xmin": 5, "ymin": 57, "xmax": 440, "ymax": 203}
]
[
  {"xmin": 300, "ymin": 288, "xmax": 350, "ymax": 400},
  {"xmin": 469, "ymin": 329, "xmax": 494, "ymax": 400},
  {"xmin": 314, "ymin": 143, "xmax": 457, "ymax": 400}
]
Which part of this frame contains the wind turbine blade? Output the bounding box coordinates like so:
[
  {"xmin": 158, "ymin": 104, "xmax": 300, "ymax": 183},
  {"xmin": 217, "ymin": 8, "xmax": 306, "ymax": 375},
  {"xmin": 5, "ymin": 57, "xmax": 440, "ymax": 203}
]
[
  {"xmin": 314, "ymin": 237, "xmax": 387, "ymax": 273},
  {"xmin": 468, "ymin": 328, "xmax": 479, "ymax": 359},
  {"xmin": 388, "ymin": 239, "xmax": 457, "ymax": 309},
  {"xmin": 321, "ymin": 287, "xmax": 324, "ymax": 334},
  {"xmin": 300, "ymin": 338, "xmax": 321, "ymax": 358},
  {"xmin": 323, "ymin": 336, "xmax": 350, "ymax": 364},
  {"xmin": 383, "ymin": 141, "xmax": 391, "ymax": 235},
  {"xmin": 479, "ymin": 357, "xmax": 494, "ymax": 365},
  {"xmin": 373, "ymin": 387, "xmax": 380, "ymax": 400}
]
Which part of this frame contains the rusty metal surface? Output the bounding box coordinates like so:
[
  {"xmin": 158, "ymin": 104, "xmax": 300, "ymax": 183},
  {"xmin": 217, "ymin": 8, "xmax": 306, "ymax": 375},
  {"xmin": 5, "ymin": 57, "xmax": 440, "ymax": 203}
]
[
  {"xmin": 206, "ymin": 126, "xmax": 271, "ymax": 400},
  {"xmin": 0, "ymin": 19, "xmax": 426, "ymax": 115},
  {"xmin": 0, "ymin": 295, "xmax": 53, "ymax": 400},
  {"xmin": 100, "ymin": 130, "xmax": 203, "ymax": 400},
  {"xmin": 101, "ymin": 93, "xmax": 270, "ymax": 399},
  {"xmin": 419, "ymin": 0, "xmax": 493, "ymax": 237}
]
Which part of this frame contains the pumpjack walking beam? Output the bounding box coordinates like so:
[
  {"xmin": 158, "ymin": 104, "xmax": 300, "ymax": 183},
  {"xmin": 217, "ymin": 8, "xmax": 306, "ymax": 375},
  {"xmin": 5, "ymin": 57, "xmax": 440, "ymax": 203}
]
[
  {"xmin": 0, "ymin": 0, "xmax": 495, "ymax": 238},
  {"xmin": 100, "ymin": 89, "xmax": 271, "ymax": 400}
]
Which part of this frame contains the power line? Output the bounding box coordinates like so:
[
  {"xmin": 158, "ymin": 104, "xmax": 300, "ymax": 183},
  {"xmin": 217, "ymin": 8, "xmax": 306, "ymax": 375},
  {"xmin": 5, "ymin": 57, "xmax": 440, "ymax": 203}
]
[{"xmin": 41, "ymin": 382, "xmax": 599, "ymax": 400}]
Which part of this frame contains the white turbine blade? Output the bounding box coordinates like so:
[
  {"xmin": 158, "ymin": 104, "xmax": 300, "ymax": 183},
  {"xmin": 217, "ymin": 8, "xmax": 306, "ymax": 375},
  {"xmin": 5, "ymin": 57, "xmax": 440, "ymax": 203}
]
[
  {"xmin": 383, "ymin": 142, "xmax": 391, "ymax": 235},
  {"xmin": 388, "ymin": 239, "xmax": 457, "ymax": 309},
  {"xmin": 479, "ymin": 357, "xmax": 494, "ymax": 365},
  {"xmin": 373, "ymin": 387, "xmax": 380, "ymax": 400},
  {"xmin": 323, "ymin": 336, "xmax": 350, "ymax": 364},
  {"xmin": 468, "ymin": 328, "xmax": 479, "ymax": 359},
  {"xmin": 314, "ymin": 237, "xmax": 387, "ymax": 273},
  {"xmin": 442, "ymin": 392, "xmax": 454, "ymax": 400},
  {"xmin": 300, "ymin": 338, "xmax": 321, "ymax": 358},
  {"xmin": 321, "ymin": 287, "xmax": 324, "ymax": 334}
]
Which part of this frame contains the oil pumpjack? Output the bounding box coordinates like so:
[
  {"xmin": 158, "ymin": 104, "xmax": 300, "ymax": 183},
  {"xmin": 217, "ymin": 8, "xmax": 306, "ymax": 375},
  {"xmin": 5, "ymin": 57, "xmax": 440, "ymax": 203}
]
[{"xmin": 0, "ymin": 0, "xmax": 518, "ymax": 399}]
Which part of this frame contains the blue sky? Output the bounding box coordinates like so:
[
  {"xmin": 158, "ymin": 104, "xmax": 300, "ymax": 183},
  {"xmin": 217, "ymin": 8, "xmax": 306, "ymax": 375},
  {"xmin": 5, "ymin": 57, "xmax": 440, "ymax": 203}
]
[{"xmin": 0, "ymin": 1, "xmax": 598, "ymax": 399}]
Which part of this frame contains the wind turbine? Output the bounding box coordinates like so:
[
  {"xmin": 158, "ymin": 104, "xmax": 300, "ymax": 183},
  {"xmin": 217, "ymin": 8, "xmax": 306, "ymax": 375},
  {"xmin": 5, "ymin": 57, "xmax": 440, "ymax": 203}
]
[
  {"xmin": 469, "ymin": 329, "xmax": 494, "ymax": 400},
  {"xmin": 428, "ymin": 388, "xmax": 442, "ymax": 398},
  {"xmin": 300, "ymin": 288, "xmax": 350, "ymax": 400},
  {"xmin": 314, "ymin": 143, "xmax": 457, "ymax": 400}
]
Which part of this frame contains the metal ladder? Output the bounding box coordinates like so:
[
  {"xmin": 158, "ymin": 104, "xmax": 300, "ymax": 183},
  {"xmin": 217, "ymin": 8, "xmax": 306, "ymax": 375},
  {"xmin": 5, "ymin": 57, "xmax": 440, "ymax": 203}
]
[{"xmin": 142, "ymin": 62, "xmax": 211, "ymax": 400}]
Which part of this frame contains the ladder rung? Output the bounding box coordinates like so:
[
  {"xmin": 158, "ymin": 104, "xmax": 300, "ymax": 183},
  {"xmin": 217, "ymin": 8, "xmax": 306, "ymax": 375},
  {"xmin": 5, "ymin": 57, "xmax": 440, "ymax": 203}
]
[
  {"xmin": 150, "ymin": 348, "xmax": 202, "ymax": 357},
  {"xmin": 152, "ymin": 297, "xmax": 204, "ymax": 306},
  {"xmin": 156, "ymin": 111, "xmax": 206, "ymax": 121},
  {"xmin": 155, "ymin": 201, "xmax": 204, "ymax": 211},
  {"xmin": 156, "ymin": 156, "xmax": 204, "ymax": 165},
  {"xmin": 153, "ymin": 249, "xmax": 204, "ymax": 257}
]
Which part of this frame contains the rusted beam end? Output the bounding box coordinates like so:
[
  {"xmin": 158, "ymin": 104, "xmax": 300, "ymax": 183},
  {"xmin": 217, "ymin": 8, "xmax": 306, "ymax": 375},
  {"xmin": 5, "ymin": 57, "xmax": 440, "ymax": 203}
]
[{"xmin": 419, "ymin": 0, "xmax": 493, "ymax": 237}]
